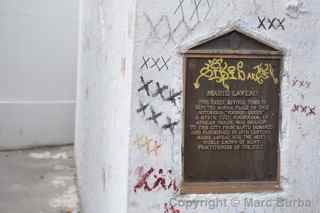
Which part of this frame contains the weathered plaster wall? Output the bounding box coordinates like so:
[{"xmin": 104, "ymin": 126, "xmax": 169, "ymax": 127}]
[
  {"xmin": 77, "ymin": 0, "xmax": 320, "ymax": 212},
  {"xmin": 76, "ymin": 0, "xmax": 135, "ymax": 212},
  {"xmin": 128, "ymin": 0, "xmax": 320, "ymax": 212},
  {"xmin": 0, "ymin": 0, "xmax": 78, "ymax": 149}
]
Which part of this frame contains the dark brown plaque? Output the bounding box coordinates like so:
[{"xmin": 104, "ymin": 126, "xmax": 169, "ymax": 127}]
[{"xmin": 182, "ymin": 30, "xmax": 281, "ymax": 193}]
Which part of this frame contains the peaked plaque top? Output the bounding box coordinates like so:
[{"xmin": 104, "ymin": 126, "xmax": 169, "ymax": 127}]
[{"xmin": 184, "ymin": 30, "xmax": 281, "ymax": 55}]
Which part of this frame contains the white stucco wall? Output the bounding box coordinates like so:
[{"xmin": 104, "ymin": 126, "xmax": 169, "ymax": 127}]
[
  {"xmin": 77, "ymin": 0, "xmax": 320, "ymax": 212},
  {"xmin": 75, "ymin": 0, "xmax": 135, "ymax": 212},
  {"xmin": 0, "ymin": 0, "xmax": 78, "ymax": 149}
]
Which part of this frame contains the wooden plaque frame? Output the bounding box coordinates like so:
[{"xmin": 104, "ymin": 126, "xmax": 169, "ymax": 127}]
[{"xmin": 181, "ymin": 30, "xmax": 282, "ymax": 194}]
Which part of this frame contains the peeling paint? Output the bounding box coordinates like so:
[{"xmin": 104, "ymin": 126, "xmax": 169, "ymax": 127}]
[
  {"xmin": 54, "ymin": 164, "xmax": 68, "ymax": 170},
  {"xmin": 29, "ymin": 152, "xmax": 68, "ymax": 160},
  {"xmin": 49, "ymin": 186, "xmax": 78, "ymax": 209},
  {"xmin": 121, "ymin": 57, "xmax": 127, "ymax": 78},
  {"xmin": 51, "ymin": 176, "xmax": 74, "ymax": 188}
]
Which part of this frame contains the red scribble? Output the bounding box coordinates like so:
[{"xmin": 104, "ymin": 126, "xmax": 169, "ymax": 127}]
[
  {"xmin": 134, "ymin": 168, "xmax": 154, "ymax": 192},
  {"xmin": 167, "ymin": 170, "xmax": 179, "ymax": 192},
  {"xmin": 133, "ymin": 167, "xmax": 179, "ymax": 193},
  {"xmin": 164, "ymin": 203, "xmax": 180, "ymax": 213},
  {"xmin": 152, "ymin": 169, "xmax": 166, "ymax": 190}
]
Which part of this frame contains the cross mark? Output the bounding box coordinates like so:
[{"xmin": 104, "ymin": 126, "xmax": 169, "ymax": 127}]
[
  {"xmin": 162, "ymin": 117, "xmax": 179, "ymax": 135},
  {"xmin": 152, "ymin": 82, "xmax": 169, "ymax": 100},
  {"xmin": 136, "ymin": 101, "xmax": 149, "ymax": 116},
  {"xmin": 138, "ymin": 76, "xmax": 153, "ymax": 96},
  {"xmin": 146, "ymin": 107, "xmax": 163, "ymax": 125},
  {"xmin": 165, "ymin": 89, "xmax": 182, "ymax": 106}
]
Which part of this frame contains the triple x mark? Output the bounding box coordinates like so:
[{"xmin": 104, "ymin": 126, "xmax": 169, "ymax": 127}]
[
  {"xmin": 138, "ymin": 76, "xmax": 182, "ymax": 106},
  {"xmin": 140, "ymin": 56, "xmax": 171, "ymax": 72},
  {"xmin": 291, "ymin": 104, "xmax": 316, "ymax": 116},
  {"xmin": 292, "ymin": 79, "xmax": 311, "ymax": 88},
  {"xmin": 257, "ymin": 17, "xmax": 285, "ymax": 30}
]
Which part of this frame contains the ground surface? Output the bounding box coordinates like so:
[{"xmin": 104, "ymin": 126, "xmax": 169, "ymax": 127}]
[{"xmin": 0, "ymin": 145, "xmax": 79, "ymax": 213}]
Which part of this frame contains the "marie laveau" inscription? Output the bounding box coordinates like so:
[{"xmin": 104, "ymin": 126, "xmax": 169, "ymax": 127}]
[{"xmin": 193, "ymin": 58, "xmax": 279, "ymax": 90}]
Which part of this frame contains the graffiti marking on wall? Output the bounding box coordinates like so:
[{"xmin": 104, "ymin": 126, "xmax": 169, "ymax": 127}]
[
  {"xmin": 174, "ymin": 0, "xmax": 213, "ymax": 23},
  {"xmin": 292, "ymin": 78, "xmax": 311, "ymax": 89},
  {"xmin": 140, "ymin": 56, "xmax": 171, "ymax": 72},
  {"xmin": 164, "ymin": 203, "xmax": 181, "ymax": 213},
  {"xmin": 137, "ymin": 76, "xmax": 182, "ymax": 104},
  {"xmin": 193, "ymin": 58, "xmax": 278, "ymax": 90},
  {"xmin": 291, "ymin": 104, "xmax": 316, "ymax": 116},
  {"xmin": 138, "ymin": 76, "xmax": 153, "ymax": 96},
  {"xmin": 140, "ymin": 56, "xmax": 151, "ymax": 70},
  {"xmin": 133, "ymin": 167, "xmax": 179, "ymax": 193},
  {"xmin": 134, "ymin": 167, "xmax": 154, "ymax": 192},
  {"xmin": 144, "ymin": 14, "xmax": 177, "ymax": 45},
  {"xmin": 146, "ymin": 106, "xmax": 163, "ymax": 125},
  {"xmin": 162, "ymin": 117, "xmax": 180, "ymax": 135},
  {"xmin": 133, "ymin": 135, "xmax": 162, "ymax": 156},
  {"xmin": 165, "ymin": 89, "xmax": 182, "ymax": 106},
  {"xmin": 257, "ymin": 17, "xmax": 285, "ymax": 30},
  {"xmin": 152, "ymin": 82, "xmax": 169, "ymax": 100},
  {"xmin": 136, "ymin": 76, "xmax": 181, "ymax": 134},
  {"xmin": 144, "ymin": 0, "xmax": 214, "ymax": 45},
  {"xmin": 136, "ymin": 101, "xmax": 150, "ymax": 116}
]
